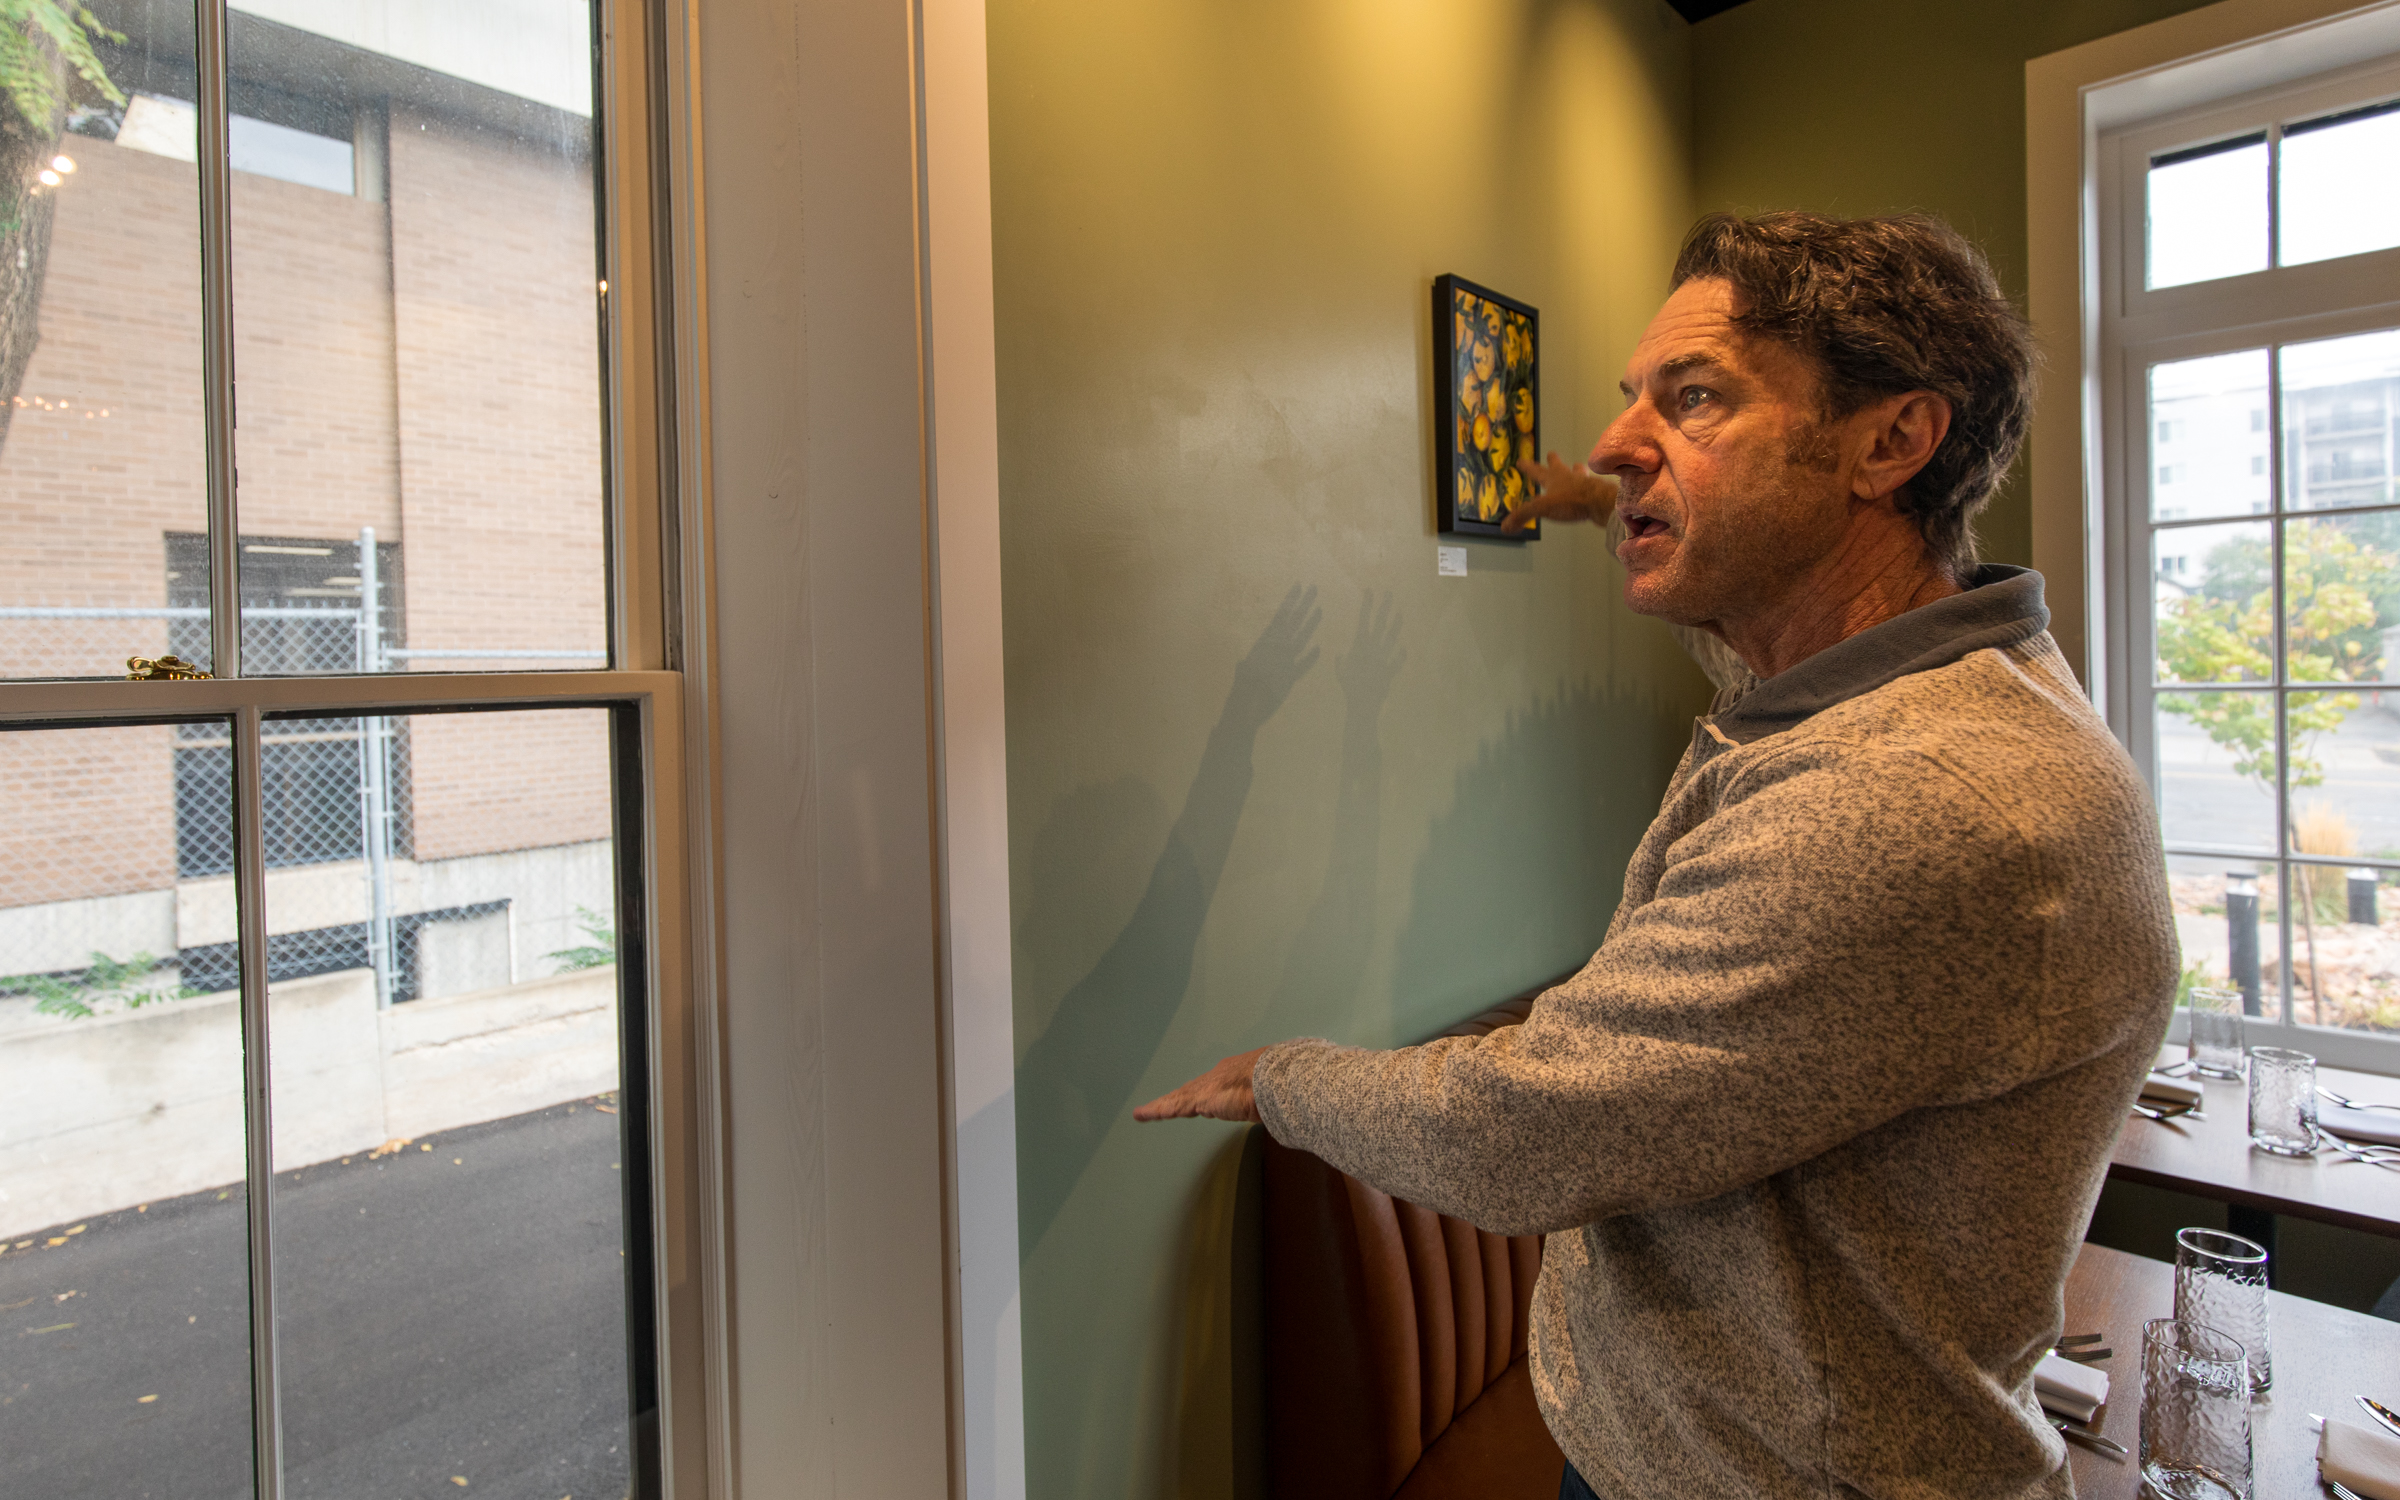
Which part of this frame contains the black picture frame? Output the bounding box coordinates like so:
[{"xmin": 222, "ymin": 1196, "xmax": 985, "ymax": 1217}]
[{"xmin": 1433, "ymin": 274, "xmax": 1539, "ymax": 540}]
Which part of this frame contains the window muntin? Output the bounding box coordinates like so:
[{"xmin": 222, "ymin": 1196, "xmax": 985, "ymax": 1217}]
[
  {"xmin": 2108, "ymin": 56, "xmax": 2400, "ymax": 1056},
  {"xmin": 0, "ymin": 0, "xmax": 211, "ymax": 681},
  {"xmin": 2279, "ymin": 98, "xmax": 2400, "ymax": 270},
  {"xmin": 2139, "ymin": 331, "xmax": 2400, "ymax": 1038},
  {"xmin": 2143, "ymin": 94, "xmax": 2400, "ymax": 291},
  {"xmin": 0, "ymin": 0, "xmax": 676, "ymax": 1489},
  {"xmin": 0, "ymin": 720, "xmax": 258, "ymax": 1496}
]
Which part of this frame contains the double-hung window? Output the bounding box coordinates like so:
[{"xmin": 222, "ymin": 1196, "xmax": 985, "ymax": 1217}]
[
  {"xmin": 0, "ymin": 0, "xmax": 697, "ymax": 1493},
  {"xmin": 2097, "ymin": 52, "xmax": 2400, "ymax": 1068}
]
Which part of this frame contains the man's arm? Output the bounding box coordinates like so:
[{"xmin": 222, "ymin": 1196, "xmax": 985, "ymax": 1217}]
[{"xmin": 1155, "ymin": 741, "xmax": 2114, "ymax": 1236}]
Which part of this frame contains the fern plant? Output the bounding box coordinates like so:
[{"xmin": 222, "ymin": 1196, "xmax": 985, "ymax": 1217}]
[
  {"xmin": 6, "ymin": 951, "xmax": 200, "ymax": 1020},
  {"xmin": 546, "ymin": 906, "xmax": 618, "ymax": 973},
  {"xmin": 0, "ymin": 0, "xmax": 123, "ymax": 138}
]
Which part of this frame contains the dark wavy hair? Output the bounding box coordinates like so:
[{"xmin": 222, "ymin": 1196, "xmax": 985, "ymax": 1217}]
[{"xmin": 1670, "ymin": 212, "xmax": 2037, "ymax": 578}]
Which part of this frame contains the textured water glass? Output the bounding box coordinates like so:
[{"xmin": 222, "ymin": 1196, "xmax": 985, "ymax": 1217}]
[
  {"xmin": 2140, "ymin": 1318, "xmax": 2253, "ymax": 1500},
  {"xmin": 2174, "ymin": 1229, "xmax": 2271, "ymax": 1394},
  {"xmin": 2247, "ymin": 1047, "xmax": 2318, "ymax": 1157},
  {"xmin": 2187, "ymin": 986, "xmax": 2246, "ymax": 1079}
]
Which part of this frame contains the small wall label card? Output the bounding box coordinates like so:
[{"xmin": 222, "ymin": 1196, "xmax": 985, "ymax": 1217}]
[{"xmin": 1433, "ymin": 274, "xmax": 1538, "ymax": 540}]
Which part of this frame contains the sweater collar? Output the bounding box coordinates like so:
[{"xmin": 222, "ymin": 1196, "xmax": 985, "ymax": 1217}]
[{"xmin": 1703, "ymin": 566, "xmax": 2049, "ymax": 747}]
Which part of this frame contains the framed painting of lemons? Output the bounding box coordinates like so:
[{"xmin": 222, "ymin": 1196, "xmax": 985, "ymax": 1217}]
[{"xmin": 1432, "ymin": 274, "xmax": 1538, "ymax": 540}]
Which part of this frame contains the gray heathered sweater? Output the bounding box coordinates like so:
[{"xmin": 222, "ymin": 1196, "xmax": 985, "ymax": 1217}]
[{"xmin": 1253, "ymin": 567, "xmax": 2180, "ymax": 1500}]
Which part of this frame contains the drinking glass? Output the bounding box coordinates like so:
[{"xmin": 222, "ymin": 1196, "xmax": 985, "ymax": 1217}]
[
  {"xmin": 2187, "ymin": 986, "xmax": 2245, "ymax": 1079},
  {"xmin": 2140, "ymin": 1318, "xmax": 2252, "ymax": 1500},
  {"xmin": 2247, "ymin": 1047, "xmax": 2318, "ymax": 1157},
  {"xmin": 2173, "ymin": 1228, "xmax": 2271, "ymax": 1394}
]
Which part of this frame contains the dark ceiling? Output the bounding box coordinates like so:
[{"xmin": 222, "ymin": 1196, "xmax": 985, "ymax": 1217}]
[{"xmin": 1668, "ymin": 0, "xmax": 1756, "ymax": 20}]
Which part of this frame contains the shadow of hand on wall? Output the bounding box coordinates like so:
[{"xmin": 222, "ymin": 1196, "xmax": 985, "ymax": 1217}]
[{"xmin": 1014, "ymin": 584, "xmax": 1322, "ymax": 1253}]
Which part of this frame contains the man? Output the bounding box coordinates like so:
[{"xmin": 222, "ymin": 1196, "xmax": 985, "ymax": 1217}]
[{"xmin": 1136, "ymin": 212, "xmax": 2178, "ymax": 1499}]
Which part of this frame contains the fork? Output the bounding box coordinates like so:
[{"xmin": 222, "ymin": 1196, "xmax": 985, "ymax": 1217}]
[
  {"xmin": 2318, "ymin": 1133, "xmax": 2400, "ymax": 1171},
  {"xmin": 2330, "ymin": 1481, "xmax": 2366, "ymax": 1500},
  {"xmin": 2132, "ymin": 1099, "xmax": 2201, "ymax": 1124},
  {"xmin": 2320, "ymin": 1086, "xmax": 2400, "ymax": 1113}
]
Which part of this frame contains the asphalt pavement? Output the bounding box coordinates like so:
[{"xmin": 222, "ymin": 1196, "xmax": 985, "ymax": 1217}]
[{"xmin": 0, "ymin": 1098, "xmax": 634, "ymax": 1500}]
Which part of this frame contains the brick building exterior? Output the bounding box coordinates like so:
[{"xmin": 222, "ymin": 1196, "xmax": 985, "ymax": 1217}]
[{"xmin": 0, "ymin": 17, "xmax": 611, "ymax": 998}]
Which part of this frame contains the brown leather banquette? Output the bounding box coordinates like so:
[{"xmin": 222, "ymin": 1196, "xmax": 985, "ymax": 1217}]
[{"xmin": 1262, "ymin": 991, "xmax": 1564, "ymax": 1500}]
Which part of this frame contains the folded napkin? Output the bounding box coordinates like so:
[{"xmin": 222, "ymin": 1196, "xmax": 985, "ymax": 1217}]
[
  {"xmin": 2140, "ymin": 1073, "xmax": 2205, "ymax": 1107},
  {"xmin": 2322, "ymin": 1102, "xmax": 2400, "ymax": 1148},
  {"xmin": 2034, "ymin": 1352, "xmax": 2109, "ymax": 1424},
  {"xmin": 2321, "ymin": 1416, "xmax": 2400, "ymax": 1500}
]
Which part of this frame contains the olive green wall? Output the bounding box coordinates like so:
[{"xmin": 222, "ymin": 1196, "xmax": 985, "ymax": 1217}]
[
  {"xmin": 1686, "ymin": 0, "xmax": 2224, "ymax": 571},
  {"xmin": 987, "ymin": 1, "xmax": 1711, "ymax": 1494}
]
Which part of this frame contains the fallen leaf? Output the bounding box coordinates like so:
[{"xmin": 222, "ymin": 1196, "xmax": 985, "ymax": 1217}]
[
  {"xmin": 136, "ymin": 1205, "xmax": 147, "ymax": 1213},
  {"xmin": 451, "ymin": 1478, "xmax": 468, "ymax": 1487},
  {"xmin": 24, "ymin": 1323, "xmax": 73, "ymax": 1335},
  {"xmin": 341, "ymin": 1158, "xmax": 351, "ymax": 1165},
  {"xmin": 595, "ymin": 1105, "xmax": 616, "ymax": 1114},
  {"xmin": 65, "ymin": 1225, "xmax": 84, "ymax": 1236},
  {"xmin": 367, "ymin": 1139, "xmax": 410, "ymax": 1159},
  {"xmin": 453, "ymin": 1158, "xmax": 462, "ymax": 1165},
  {"xmin": 0, "ymin": 1298, "xmax": 32, "ymax": 1313},
  {"xmin": 421, "ymin": 1144, "xmax": 432, "ymax": 1152},
  {"xmin": 610, "ymin": 1163, "xmax": 620, "ymax": 1170},
  {"xmin": 54, "ymin": 1291, "xmax": 78, "ymax": 1302},
  {"xmin": 137, "ymin": 1394, "xmax": 157, "ymax": 1404},
  {"xmin": 12, "ymin": 1241, "xmax": 27, "ymax": 1250},
  {"xmin": 45, "ymin": 1238, "xmax": 64, "ymax": 1248},
  {"xmin": 187, "ymin": 1315, "xmax": 196, "ymax": 1324}
]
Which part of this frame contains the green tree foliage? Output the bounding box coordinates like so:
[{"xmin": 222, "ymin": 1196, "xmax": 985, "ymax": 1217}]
[
  {"xmin": 4, "ymin": 951, "xmax": 200, "ymax": 1020},
  {"xmin": 2156, "ymin": 518, "xmax": 2397, "ymax": 790},
  {"xmin": 545, "ymin": 906, "xmax": 618, "ymax": 973},
  {"xmin": 0, "ymin": 0, "xmax": 123, "ymax": 138}
]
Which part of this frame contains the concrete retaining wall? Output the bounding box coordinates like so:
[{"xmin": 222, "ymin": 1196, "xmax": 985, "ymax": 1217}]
[{"xmin": 0, "ymin": 964, "xmax": 618, "ymax": 1239}]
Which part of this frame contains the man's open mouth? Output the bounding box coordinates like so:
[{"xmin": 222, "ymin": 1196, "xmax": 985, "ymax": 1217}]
[{"xmin": 1624, "ymin": 513, "xmax": 1670, "ymax": 539}]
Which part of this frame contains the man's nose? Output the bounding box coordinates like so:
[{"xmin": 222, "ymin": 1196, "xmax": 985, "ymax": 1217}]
[{"xmin": 1589, "ymin": 405, "xmax": 1658, "ymax": 477}]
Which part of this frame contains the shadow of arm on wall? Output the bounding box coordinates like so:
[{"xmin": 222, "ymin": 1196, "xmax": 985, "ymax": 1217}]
[
  {"xmin": 1014, "ymin": 585, "xmax": 1320, "ymax": 1252},
  {"xmin": 1251, "ymin": 591, "xmax": 1400, "ymax": 1045}
]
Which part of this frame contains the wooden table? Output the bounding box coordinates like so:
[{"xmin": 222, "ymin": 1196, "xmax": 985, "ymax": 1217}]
[
  {"xmin": 2063, "ymin": 1242, "xmax": 2400, "ymax": 1499},
  {"xmin": 2111, "ymin": 1064, "xmax": 2400, "ymax": 1239}
]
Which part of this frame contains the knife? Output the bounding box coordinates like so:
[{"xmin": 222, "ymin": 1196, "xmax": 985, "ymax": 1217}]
[{"xmin": 2360, "ymin": 1395, "xmax": 2400, "ymax": 1441}]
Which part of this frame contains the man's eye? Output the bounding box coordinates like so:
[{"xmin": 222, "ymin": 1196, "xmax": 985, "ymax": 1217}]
[{"xmin": 1678, "ymin": 386, "xmax": 1714, "ymax": 411}]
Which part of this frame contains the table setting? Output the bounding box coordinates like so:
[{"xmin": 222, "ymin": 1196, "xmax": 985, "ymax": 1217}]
[{"xmin": 2047, "ymin": 1228, "xmax": 2400, "ymax": 1498}]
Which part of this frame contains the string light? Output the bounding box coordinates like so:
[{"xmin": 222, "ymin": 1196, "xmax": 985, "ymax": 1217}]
[
  {"xmin": 37, "ymin": 170, "xmax": 58, "ymax": 187},
  {"xmin": 50, "ymin": 155, "xmax": 73, "ymax": 173}
]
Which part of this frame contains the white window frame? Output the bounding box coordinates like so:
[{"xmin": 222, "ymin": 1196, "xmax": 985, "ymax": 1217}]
[{"xmin": 2030, "ymin": 0, "xmax": 2400, "ymax": 1075}]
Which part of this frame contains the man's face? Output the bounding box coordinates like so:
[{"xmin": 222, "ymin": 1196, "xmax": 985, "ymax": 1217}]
[{"xmin": 1592, "ymin": 278, "xmax": 1851, "ymax": 627}]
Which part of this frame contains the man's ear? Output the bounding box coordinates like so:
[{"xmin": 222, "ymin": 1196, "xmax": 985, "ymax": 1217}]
[{"xmin": 1852, "ymin": 391, "xmax": 1952, "ymax": 506}]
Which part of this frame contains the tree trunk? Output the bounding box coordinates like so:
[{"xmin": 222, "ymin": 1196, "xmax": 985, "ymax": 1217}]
[{"xmin": 0, "ymin": 73, "xmax": 68, "ymax": 456}]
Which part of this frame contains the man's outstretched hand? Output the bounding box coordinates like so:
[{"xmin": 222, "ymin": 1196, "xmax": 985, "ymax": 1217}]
[
  {"xmin": 1503, "ymin": 452, "xmax": 1618, "ymax": 535},
  {"xmin": 1133, "ymin": 1047, "xmax": 1268, "ymax": 1124}
]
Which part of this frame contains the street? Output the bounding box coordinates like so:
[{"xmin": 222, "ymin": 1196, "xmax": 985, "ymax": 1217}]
[{"xmin": 0, "ymin": 1097, "xmax": 633, "ymax": 1500}]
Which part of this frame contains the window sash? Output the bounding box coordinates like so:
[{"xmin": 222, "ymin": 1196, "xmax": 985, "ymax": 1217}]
[{"xmin": 2101, "ymin": 68, "xmax": 2400, "ymax": 1069}]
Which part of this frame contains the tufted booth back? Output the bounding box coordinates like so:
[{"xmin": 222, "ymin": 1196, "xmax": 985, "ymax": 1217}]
[{"xmin": 1262, "ymin": 992, "xmax": 1566, "ymax": 1500}]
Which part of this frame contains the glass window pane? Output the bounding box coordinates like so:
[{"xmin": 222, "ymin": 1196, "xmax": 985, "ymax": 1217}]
[
  {"xmin": 0, "ymin": 2, "xmax": 212, "ymax": 679},
  {"xmin": 229, "ymin": 3, "xmax": 610, "ymax": 677},
  {"xmin": 0, "ymin": 722, "xmax": 254, "ymax": 1492},
  {"xmin": 2149, "ymin": 350, "xmax": 2272, "ymax": 521},
  {"xmin": 2279, "ymin": 99, "xmax": 2400, "ymax": 268},
  {"xmin": 261, "ymin": 707, "xmax": 634, "ymax": 1496},
  {"xmin": 2164, "ymin": 853, "xmax": 2284, "ymax": 1021},
  {"xmin": 2281, "ymin": 513, "xmax": 2400, "ymax": 683},
  {"xmin": 2279, "ymin": 326, "xmax": 2400, "ymax": 513},
  {"xmin": 2148, "ymin": 135, "xmax": 2270, "ymax": 289},
  {"xmin": 2155, "ymin": 690, "xmax": 2280, "ymax": 852},
  {"xmin": 2154, "ymin": 519, "xmax": 2273, "ymax": 683}
]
